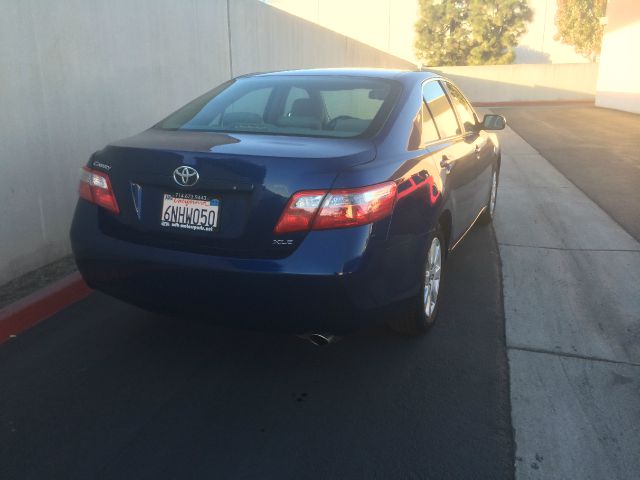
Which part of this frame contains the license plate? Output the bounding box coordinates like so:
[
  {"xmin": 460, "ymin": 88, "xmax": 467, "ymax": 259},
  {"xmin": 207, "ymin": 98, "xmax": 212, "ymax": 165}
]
[{"xmin": 160, "ymin": 192, "xmax": 220, "ymax": 232}]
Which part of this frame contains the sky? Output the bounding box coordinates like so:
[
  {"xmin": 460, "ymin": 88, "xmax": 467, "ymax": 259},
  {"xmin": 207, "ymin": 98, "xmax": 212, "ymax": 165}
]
[{"xmin": 263, "ymin": 0, "xmax": 588, "ymax": 65}]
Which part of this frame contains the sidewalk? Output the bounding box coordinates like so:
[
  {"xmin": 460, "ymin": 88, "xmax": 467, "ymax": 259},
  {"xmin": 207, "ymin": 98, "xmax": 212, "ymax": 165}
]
[
  {"xmin": 494, "ymin": 125, "xmax": 640, "ymax": 479},
  {"xmin": 0, "ymin": 256, "xmax": 76, "ymax": 310}
]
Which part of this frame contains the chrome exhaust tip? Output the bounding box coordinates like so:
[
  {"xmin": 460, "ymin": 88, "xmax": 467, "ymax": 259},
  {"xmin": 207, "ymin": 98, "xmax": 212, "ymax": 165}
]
[{"xmin": 298, "ymin": 333, "xmax": 336, "ymax": 346}]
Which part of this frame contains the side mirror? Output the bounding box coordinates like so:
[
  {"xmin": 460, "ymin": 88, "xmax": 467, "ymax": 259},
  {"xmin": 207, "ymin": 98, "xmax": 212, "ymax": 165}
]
[{"xmin": 480, "ymin": 114, "xmax": 506, "ymax": 131}]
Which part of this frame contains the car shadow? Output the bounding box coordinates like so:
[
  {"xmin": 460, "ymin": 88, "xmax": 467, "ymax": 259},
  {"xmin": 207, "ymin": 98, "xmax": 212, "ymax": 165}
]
[{"xmin": 0, "ymin": 225, "xmax": 513, "ymax": 480}]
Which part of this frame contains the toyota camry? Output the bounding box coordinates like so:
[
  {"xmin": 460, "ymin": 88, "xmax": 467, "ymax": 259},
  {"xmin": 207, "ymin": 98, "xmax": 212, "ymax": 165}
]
[{"xmin": 70, "ymin": 69, "xmax": 505, "ymax": 337}]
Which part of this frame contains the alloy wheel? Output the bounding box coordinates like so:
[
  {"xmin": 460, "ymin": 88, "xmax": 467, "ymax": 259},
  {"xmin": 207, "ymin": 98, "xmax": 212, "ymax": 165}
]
[
  {"xmin": 423, "ymin": 237, "xmax": 442, "ymax": 317},
  {"xmin": 489, "ymin": 170, "xmax": 498, "ymax": 217}
]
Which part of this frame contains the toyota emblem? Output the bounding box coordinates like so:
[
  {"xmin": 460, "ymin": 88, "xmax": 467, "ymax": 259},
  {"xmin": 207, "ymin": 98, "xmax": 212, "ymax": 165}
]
[{"xmin": 173, "ymin": 166, "xmax": 199, "ymax": 187}]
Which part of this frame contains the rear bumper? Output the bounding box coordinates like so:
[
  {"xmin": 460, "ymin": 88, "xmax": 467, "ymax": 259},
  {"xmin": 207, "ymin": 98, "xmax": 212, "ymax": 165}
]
[{"xmin": 70, "ymin": 202, "xmax": 421, "ymax": 333}]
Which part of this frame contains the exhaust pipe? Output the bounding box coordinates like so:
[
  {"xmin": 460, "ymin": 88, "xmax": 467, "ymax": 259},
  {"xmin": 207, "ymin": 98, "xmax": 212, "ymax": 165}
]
[{"xmin": 299, "ymin": 333, "xmax": 336, "ymax": 346}]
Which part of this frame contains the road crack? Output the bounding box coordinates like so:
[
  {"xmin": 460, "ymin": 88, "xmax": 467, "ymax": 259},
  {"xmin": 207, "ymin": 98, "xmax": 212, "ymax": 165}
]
[
  {"xmin": 498, "ymin": 242, "xmax": 640, "ymax": 253},
  {"xmin": 508, "ymin": 345, "xmax": 640, "ymax": 367}
]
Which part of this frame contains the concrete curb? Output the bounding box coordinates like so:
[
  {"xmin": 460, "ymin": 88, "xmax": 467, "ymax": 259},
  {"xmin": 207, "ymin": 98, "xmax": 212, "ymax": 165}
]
[
  {"xmin": 473, "ymin": 99, "xmax": 594, "ymax": 107},
  {"xmin": 0, "ymin": 272, "xmax": 91, "ymax": 344}
]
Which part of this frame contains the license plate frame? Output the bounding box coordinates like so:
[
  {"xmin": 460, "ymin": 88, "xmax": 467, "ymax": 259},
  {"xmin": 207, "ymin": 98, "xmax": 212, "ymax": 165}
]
[{"xmin": 160, "ymin": 192, "xmax": 221, "ymax": 233}]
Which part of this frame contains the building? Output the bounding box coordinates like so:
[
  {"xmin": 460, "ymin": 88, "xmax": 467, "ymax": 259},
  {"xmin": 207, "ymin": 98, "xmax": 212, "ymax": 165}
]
[{"xmin": 595, "ymin": 0, "xmax": 640, "ymax": 114}]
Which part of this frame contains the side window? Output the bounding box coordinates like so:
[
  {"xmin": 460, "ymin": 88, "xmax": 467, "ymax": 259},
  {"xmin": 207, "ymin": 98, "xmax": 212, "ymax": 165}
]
[
  {"xmin": 422, "ymin": 81, "xmax": 460, "ymax": 138},
  {"xmin": 421, "ymin": 100, "xmax": 440, "ymax": 145},
  {"xmin": 445, "ymin": 83, "xmax": 477, "ymax": 132}
]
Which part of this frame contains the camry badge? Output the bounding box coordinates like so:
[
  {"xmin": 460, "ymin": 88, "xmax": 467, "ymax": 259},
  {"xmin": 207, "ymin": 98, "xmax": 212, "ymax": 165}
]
[{"xmin": 173, "ymin": 166, "xmax": 199, "ymax": 187}]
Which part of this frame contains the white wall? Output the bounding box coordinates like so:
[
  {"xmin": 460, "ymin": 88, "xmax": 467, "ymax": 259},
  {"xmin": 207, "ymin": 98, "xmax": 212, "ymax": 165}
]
[
  {"xmin": 595, "ymin": 0, "xmax": 640, "ymax": 114},
  {"xmin": 264, "ymin": 0, "xmax": 420, "ymax": 63},
  {"xmin": 0, "ymin": 0, "xmax": 232, "ymax": 284},
  {"xmin": 515, "ymin": 0, "xmax": 590, "ymax": 64},
  {"xmin": 431, "ymin": 63, "xmax": 598, "ymax": 104},
  {"xmin": 229, "ymin": 0, "xmax": 414, "ymax": 75},
  {"xmin": 0, "ymin": 0, "xmax": 415, "ymax": 284}
]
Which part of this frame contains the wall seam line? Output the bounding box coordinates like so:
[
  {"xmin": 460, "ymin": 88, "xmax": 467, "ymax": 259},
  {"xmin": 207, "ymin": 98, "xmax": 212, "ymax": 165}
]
[{"xmin": 226, "ymin": 0, "xmax": 234, "ymax": 78}]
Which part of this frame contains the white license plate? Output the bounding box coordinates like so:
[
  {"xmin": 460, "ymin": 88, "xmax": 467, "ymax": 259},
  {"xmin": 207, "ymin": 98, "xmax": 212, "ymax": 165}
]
[{"xmin": 160, "ymin": 193, "xmax": 220, "ymax": 232}]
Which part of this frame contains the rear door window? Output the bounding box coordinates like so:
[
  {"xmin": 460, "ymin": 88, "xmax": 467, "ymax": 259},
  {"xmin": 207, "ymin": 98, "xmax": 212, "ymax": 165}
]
[
  {"xmin": 422, "ymin": 81, "xmax": 460, "ymax": 138},
  {"xmin": 445, "ymin": 83, "xmax": 478, "ymax": 132},
  {"xmin": 421, "ymin": 99, "xmax": 440, "ymax": 145}
]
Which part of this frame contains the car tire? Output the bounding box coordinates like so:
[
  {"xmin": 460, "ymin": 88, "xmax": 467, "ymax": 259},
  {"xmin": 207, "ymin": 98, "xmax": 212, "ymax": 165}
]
[
  {"xmin": 479, "ymin": 166, "xmax": 499, "ymax": 225},
  {"xmin": 387, "ymin": 229, "xmax": 445, "ymax": 336}
]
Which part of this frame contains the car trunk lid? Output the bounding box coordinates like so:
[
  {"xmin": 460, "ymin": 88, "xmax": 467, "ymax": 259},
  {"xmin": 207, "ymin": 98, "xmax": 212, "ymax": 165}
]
[{"xmin": 93, "ymin": 128, "xmax": 376, "ymax": 258}]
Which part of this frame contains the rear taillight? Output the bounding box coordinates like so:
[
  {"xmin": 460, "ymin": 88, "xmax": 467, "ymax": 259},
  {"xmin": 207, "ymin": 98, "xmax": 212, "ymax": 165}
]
[
  {"xmin": 273, "ymin": 190, "xmax": 326, "ymax": 234},
  {"xmin": 313, "ymin": 182, "xmax": 397, "ymax": 230},
  {"xmin": 79, "ymin": 166, "xmax": 120, "ymax": 214},
  {"xmin": 274, "ymin": 181, "xmax": 397, "ymax": 234}
]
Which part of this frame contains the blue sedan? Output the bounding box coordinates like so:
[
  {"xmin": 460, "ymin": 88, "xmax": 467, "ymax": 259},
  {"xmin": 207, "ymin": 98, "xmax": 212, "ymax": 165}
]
[{"xmin": 70, "ymin": 69, "xmax": 505, "ymax": 337}]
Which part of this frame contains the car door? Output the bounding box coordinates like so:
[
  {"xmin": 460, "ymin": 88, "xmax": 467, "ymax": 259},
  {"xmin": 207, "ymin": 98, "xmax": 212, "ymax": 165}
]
[
  {"xmin": 443, "ymin": 81, "xmax": 495, "ymax": 217},
  {"xmin": 422, "ymin": 80, "xmax": 477, "ymax": 243}
]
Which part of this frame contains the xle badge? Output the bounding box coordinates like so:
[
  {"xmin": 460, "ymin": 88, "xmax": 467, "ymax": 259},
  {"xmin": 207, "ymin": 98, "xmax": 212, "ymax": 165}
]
[{"xmin": 273, "ymin": 239, "xmax": 294, "ymax": 246}]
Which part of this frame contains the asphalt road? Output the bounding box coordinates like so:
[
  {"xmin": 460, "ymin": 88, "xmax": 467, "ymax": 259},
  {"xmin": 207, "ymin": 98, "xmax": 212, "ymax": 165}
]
[
  {"xmin": 0, "ymin": 226, "xmax": 512, "ymax": 479},
  {"xmin": 492, "ymin": 105, "xmax": 640, "ymax": 242}
]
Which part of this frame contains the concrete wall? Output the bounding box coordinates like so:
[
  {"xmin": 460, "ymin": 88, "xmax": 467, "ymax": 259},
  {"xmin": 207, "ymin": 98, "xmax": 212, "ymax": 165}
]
[
  {"xmin": 596, "ymin": 0, "xmax": 640, "ymax": 114},
  {"xmin": 261, "ymin": 0, "xmax": 420, "ymax": 64},
  {"xmin": 229, "ymin": 0, "xmax": 415, "ymax": 75},
  {"xmin": 431, "ymin": 63, "xmax": 598, "ymax": 104},
  {"xmin": 0, "ymin": 0, "xmax": 415, "ymax": 285}
]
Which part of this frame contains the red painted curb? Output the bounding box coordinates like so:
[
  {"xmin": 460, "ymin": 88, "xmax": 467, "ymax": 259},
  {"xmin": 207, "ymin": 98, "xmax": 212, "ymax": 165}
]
[
  {"xmin": 0, "ymin": 272, "xmax": 92, "ymax": 344},
  {"xmin": 473, "ymin": 99, "xmax": 595, "ymax": 107}
]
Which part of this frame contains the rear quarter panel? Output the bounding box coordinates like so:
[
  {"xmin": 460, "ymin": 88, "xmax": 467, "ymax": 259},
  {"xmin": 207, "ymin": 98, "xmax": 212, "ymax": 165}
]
[{"xmin": 333, "ymin": 77, "xmax": 446, "ymax": 301}]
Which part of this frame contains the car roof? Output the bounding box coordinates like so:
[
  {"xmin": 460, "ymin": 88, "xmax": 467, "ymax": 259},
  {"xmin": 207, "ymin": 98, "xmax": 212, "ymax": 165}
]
[{"xmin": 244, "ymin": 68, "xmax": 441, "ymax": 82}]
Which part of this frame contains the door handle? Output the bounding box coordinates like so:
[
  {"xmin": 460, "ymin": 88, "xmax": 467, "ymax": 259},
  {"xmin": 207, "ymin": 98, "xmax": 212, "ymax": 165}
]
[{"xmin": 440, "ymin": 155, "xmax": 453, "ymax": 173}]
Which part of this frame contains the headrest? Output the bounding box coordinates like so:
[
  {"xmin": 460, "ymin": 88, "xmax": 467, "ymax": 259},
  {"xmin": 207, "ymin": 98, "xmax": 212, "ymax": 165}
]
[{"xmin": 290, "ymin": 98, "xmax": 323, "ymax": 118}]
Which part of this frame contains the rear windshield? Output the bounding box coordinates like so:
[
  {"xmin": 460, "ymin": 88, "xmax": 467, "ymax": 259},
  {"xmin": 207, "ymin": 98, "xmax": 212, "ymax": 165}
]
[{"xmin": 155, "ymin": 76, "xmax": 401, "ymax": 139}]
